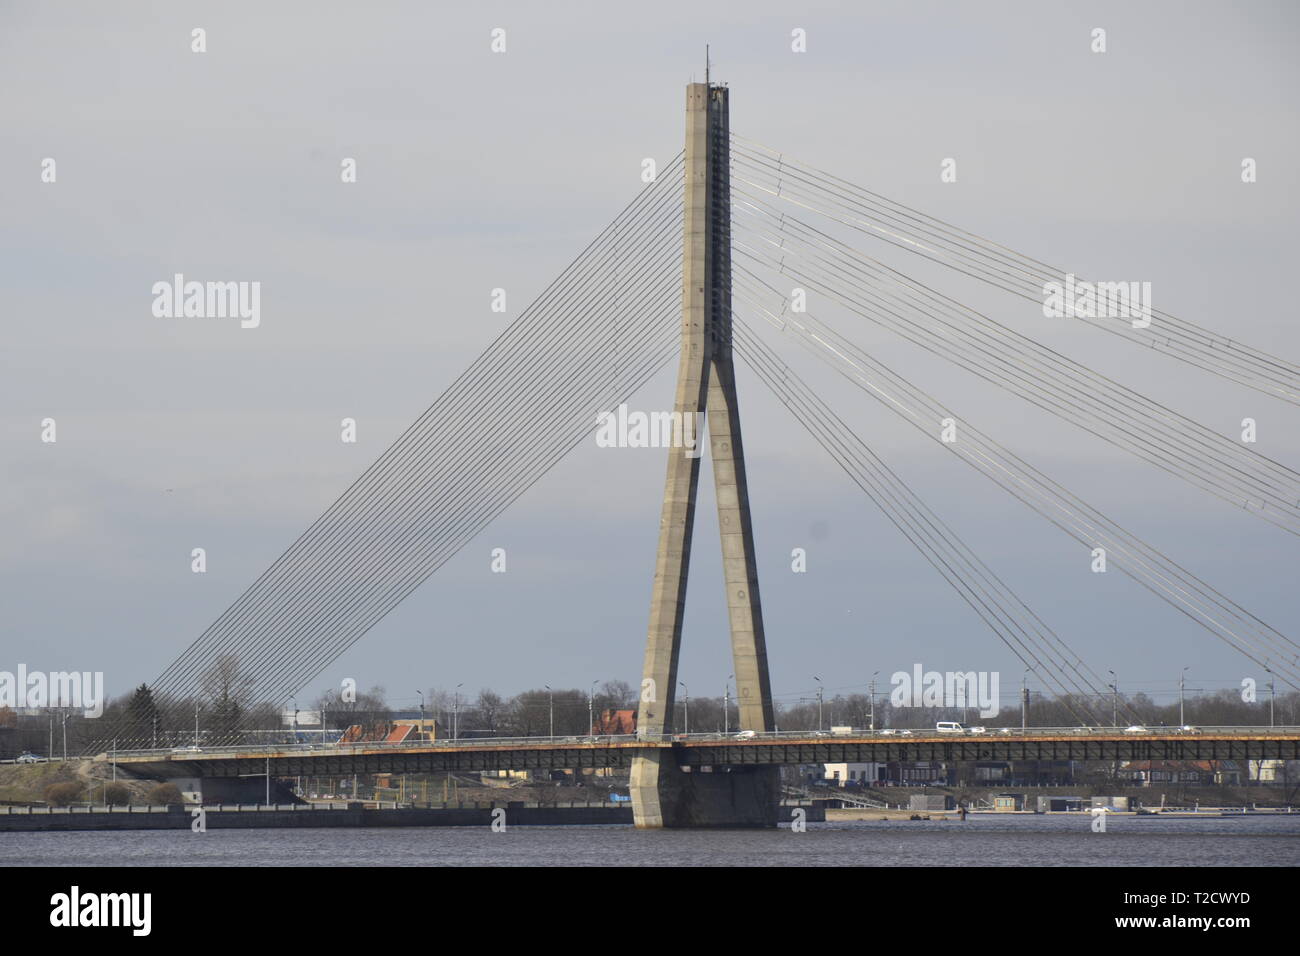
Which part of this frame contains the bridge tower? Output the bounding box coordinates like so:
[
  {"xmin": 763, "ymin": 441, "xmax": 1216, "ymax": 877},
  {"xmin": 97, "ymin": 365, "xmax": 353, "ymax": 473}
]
[{"xmin": 630, "ymin": 82, "xmax": 781, "ymax": 828}]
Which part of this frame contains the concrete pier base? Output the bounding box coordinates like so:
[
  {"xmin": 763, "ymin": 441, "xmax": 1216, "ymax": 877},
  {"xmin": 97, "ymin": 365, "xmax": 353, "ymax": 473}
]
[{"xmin": 630, "ymin": 752, "xmax": 780, "ymax": 828}]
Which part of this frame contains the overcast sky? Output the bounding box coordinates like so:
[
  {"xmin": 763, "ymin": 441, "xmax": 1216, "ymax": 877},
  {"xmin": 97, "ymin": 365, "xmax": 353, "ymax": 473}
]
[{"xmin": 3, "ymin": 1, "xmax": 1297, "ymax": 719}]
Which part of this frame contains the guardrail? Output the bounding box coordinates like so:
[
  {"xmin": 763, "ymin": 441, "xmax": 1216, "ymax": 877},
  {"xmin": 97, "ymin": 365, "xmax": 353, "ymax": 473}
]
[{"xmin": 97, "ymin": 724, "xmax": 1300, "ymax": 761}]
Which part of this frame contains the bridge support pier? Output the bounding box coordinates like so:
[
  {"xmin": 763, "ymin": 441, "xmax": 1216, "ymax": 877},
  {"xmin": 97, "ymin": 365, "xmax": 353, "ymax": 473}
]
[{"xmin": 630, "ymin": 752, "xmax": 780, "ymax": 828}]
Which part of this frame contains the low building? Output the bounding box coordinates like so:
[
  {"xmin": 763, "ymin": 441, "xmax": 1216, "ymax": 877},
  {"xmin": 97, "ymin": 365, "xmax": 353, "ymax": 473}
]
[
  {"xmin": 593, "ymin": 709, "xmax": 636, "ymax": 735},
  {"xmin": 909, "ymin": 793, "xmax": 954, "ymax": 811},
  {"xmin": 1249, "ymin": 760, "xmax": 1286, "ymax": 783},
  {"xmin": 974, "ymin": 761, "xmax": 1010, "ymax": 783},
  {"xmin": 993, "ymin": 793, "xmax": 1024, "ymax": 811},
  {"xmin": 1036, "ymin": 795, "xmax": 1085, "ymax": 813},
  {"xmin": 1091, "ymin": 796, "xmax": 1131, "ymax": 811},
  {"xmin": 1119, "ymin": 760, "xmax": 1240, "ymax": 786},
  {"xmin": 822, "ymin": 762, "xmax": 886, "ymax": 786}
]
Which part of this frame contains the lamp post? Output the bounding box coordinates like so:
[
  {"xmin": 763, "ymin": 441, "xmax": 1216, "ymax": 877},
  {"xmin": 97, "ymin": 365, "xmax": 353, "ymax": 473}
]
[
  {"xmin": 1108, "ymin": 670, "xmax": 1118, "ymax": 727},
  {"xmin": 453, "ymin": 683, "xmax": 463, "ymax": 741},
  {"xmin": 869, "ymin": 671, "xmax": 878, "ymax": 731},
  {"xmin": 589, "ymin": 681, "xmax": 598, "ymax": 738},
  {"xmin": 724, "ymin": 675, "xmax": 733, "ymax": 735},
  {"xmin": 1022, "ymin": 669, "xmax": 1030, "ymax": 732},
  {"xmin": 194, "ymin": 700, "xmax": 201, "ymax": 748},
  {"xmin": 814, "ymin": 676, "xmax": 824, "ymax": 732},
  {"xmin": 544, "ymin": 685, "xmax": 553, "ymax": 738},
  {"xmin": 1265, "ymin": 667, "xmax": 1275, "ymax": 727},
  {"xmin": 679, "ymin": 681, "xmax": 689, "ymax": 735},
  {"xmin": 417, "ymin": 690, "xmax": 425, "ymax": 742},
  {"xmin": 1179, "ymin": 668, "xmax": 1188, "ymax": 727}
]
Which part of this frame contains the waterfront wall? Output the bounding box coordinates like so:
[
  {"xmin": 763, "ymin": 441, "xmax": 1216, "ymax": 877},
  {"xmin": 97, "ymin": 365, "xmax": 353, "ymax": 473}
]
[{"xmin": 0, "ymin": 803, "xmax": 822, "ymax": 832}]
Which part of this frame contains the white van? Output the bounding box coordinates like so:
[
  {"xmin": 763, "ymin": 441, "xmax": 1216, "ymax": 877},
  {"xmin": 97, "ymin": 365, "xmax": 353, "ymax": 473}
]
[{"xmin": 935, "ymin": 721, "xmax": 964, "ymax": 734}]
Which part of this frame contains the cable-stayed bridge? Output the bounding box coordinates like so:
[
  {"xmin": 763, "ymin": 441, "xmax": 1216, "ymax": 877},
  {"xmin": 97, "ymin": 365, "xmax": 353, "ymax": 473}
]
[{"xmin": 95, "ymin": 83, "xmax": 1300, "ymax": 827}]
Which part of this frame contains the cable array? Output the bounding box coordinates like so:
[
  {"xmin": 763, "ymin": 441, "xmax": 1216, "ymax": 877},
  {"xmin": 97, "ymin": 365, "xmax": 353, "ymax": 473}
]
[
  {"xmin": 730, "ymin": 187, "xmax": 1300, "ymax": 537},
  {"xmin": 97, "ymin": 159, "xmax": 687, "ymax": 749},
  {"xmin": 732, "ymin": 134, "xmax": 1300, "ymax": 405},
  {"xmin": 732, "ymin": 272, "xmax": 1300, "ymax": 690},
  {"xmin": 734, "ymin": 320, "xmax": 1115, "ymax": 725}
]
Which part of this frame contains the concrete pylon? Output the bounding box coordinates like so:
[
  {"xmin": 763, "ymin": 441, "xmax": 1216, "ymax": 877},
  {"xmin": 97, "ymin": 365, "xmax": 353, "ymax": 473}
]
[{"xmin": 630, "ymin": 83, "xmax": 780, "ymax": 828}]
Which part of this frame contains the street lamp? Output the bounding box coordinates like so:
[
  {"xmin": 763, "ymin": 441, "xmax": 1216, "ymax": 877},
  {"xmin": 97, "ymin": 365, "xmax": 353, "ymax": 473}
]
[
  {"xmin": 589, "ymin": 681, "xmax": 599, "ymax": 738},
  {"xmin": 1264, "ymin": 667, "xmax": 1276, "ymax": 727},
  {"xmin": 544, "ymin": 685, "xmax": 554, "ymax": 738},
  {"xmin": 1179, "ymin": 667, "xmax": 1189, "ymax": 727},
  {"xmin": 724, "ymin": 675, "xmax": 734, "ymax": 735},
  {"xmin": 453, "ymin": 683, "xmax": 463, "ymax": 741},
  {"xmin": 679, "ymin": 681, "xmax": 689, "ymax": 735},
  {"xmin": 416, "ymin": 690, "xmax": 425, "ymax": 742},
  {"xmin": 814, "ymin": 676, "xmax": 824, "ymax": 732},
  {"xmin": 869, "ymin": 671, "xmax": 878, "ymax": 731},
  {"xmin": 1108, "ymin": 670, "xmax": 1118, "ymax": 728},
  {"xmin": 1022, "ymin": 669, "xmax": 1030, "ymax": 732}
]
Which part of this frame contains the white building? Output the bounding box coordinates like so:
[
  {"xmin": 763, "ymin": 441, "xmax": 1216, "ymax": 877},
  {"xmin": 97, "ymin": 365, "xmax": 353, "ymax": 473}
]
[{"xmin": 822, "ymin": 762, "xmax": 886, "ymax": 786}]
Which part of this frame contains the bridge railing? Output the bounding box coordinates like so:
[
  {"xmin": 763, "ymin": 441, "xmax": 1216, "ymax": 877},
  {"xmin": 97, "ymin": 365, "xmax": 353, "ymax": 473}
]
[{"xmin": 102, "ymin": 724, "xmax": 1300, "ymax": 760}]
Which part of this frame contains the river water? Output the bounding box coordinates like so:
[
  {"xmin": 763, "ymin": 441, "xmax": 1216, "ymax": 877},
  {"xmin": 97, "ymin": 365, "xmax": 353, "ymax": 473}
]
[{"xmin": 4, "ymin": 815, "xmax": 1299, "ymax": 866}]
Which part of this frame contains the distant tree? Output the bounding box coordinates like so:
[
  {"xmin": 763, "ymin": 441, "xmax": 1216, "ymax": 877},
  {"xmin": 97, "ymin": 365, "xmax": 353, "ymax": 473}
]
[
  {"xmin": 148, "ymin": 782, "xmax": 184, "ymax": 806},
  {"xmin": 209, "ymin": 691, "xmax": 243, "ymax": 741},
  {"xmin": 44, "ymin": 782, "xmax": 83, "ymax": 807},
  {"xmin": 200, "ymin": 654, "xmax": 254, "ymax": 742},
  {"xmin": 126, "ymin": 684, "xmax": 160, "ymax": 742},
  {"xmin": 102, "ymin": 782, "xmax": 131, "ymax": 805}
]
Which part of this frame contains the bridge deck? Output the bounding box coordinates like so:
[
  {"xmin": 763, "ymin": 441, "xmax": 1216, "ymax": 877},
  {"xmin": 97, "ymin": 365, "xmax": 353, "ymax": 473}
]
[{"xmin": 104, "ymin": 728, "xmax": 1300, "ymax": 778}]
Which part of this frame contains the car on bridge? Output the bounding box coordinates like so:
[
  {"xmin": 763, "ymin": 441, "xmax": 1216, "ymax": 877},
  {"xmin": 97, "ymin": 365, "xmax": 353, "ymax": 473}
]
[
  {"xmin": 1123, "ymin": 725, "xmax": 1150, "ymax": 734},
  {"xmin": 936, "ymin": 722, "xmax": 964, "ymax": 734},
  {"xmin": 733, "ymin": 730, "xmax": 757, "ymax": 739},
  {"xmin": 15, "ymin": 752, "xmax": 45, "ymax": 763}
]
